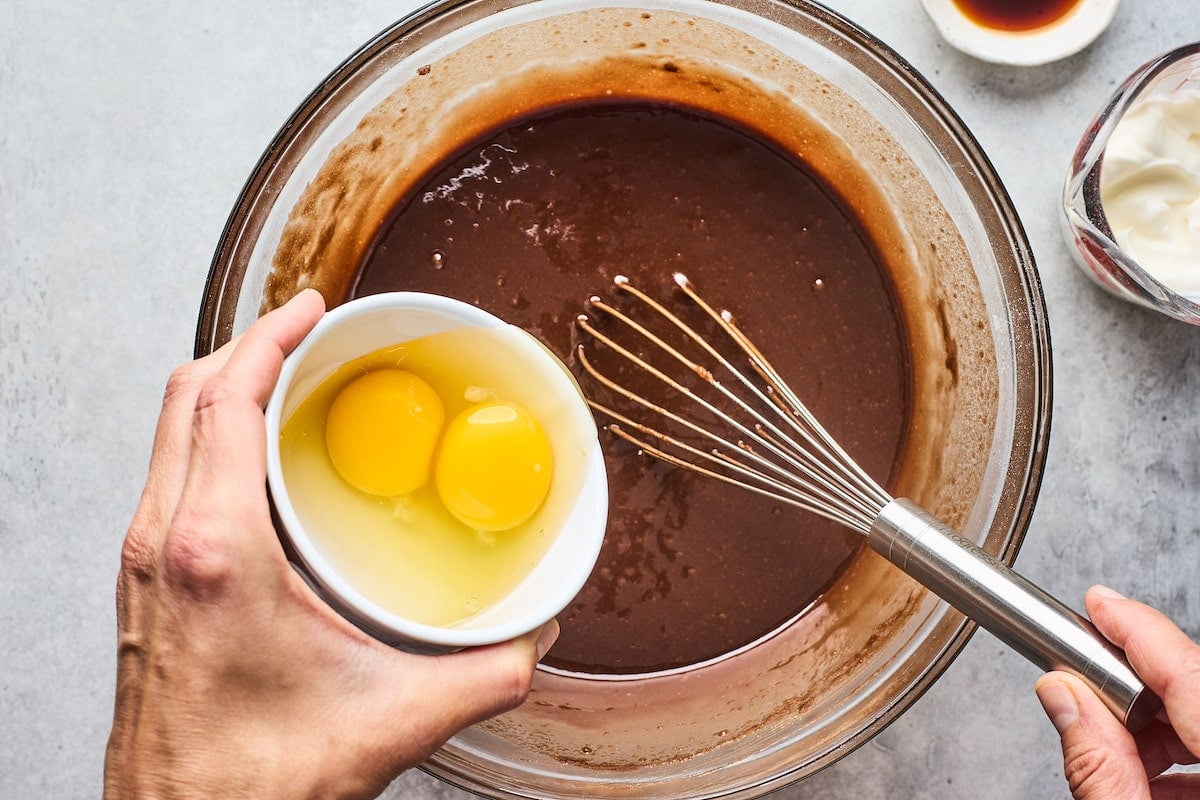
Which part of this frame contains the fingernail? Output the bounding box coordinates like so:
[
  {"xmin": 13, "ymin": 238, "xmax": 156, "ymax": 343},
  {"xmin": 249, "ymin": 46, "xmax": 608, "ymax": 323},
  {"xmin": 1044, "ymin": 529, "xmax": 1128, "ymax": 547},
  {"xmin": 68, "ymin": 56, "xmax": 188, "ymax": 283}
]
[
  {"xmin": 1091, "ymin": 585, "xmax": 1126, "ymax": 600},
  {"xmin": 1036, "ymin": 678, "xmax": 1080, "ymax": 735},
  {"xmin": 299, "ymin": 287, "xmax": 327, "ymax": 305},
  {"xmin": 536, "ymin": 619, "xmax": 560, "ymax": 660}
]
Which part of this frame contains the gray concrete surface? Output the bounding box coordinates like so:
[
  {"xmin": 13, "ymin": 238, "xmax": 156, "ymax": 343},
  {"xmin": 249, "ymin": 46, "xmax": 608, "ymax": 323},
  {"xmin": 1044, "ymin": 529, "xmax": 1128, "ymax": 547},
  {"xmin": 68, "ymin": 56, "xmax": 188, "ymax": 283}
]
[{"xmin": 3, "ymin": 1, "xmax": 1197, "ymax": 798}]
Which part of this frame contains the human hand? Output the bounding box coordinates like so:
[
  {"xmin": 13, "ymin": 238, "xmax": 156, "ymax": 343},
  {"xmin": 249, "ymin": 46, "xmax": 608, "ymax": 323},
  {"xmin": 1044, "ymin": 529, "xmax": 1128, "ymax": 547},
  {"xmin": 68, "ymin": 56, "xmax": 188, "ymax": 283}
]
[
  {"xmin": 1036, "ymin": 585, "xmax": 1200, "ymax": 799},
  {"xmin": 105, "ymin": 289, "xmax": 558, "ymax": 800}
]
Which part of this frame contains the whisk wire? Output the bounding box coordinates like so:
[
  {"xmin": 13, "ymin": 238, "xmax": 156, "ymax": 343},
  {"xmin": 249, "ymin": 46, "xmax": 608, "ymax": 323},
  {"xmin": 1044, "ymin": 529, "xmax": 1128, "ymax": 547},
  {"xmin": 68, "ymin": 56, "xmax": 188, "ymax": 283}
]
[
  {"xmin": 577, "ymin": 275, "xmax": 890, "ymax": 532},
  {"xmin": 586, "ymin": 401, "xmax": 868, "ymax": 531},
  {"xmin": 574, "ymin": 321, "xmax": 866, "ymax": 525},
  {"xmin": 595, "ymin": 284, "xmax": 868, "ymax": 503},
  {"xmin": 673, "ymin": 274, "xmax": 893, "ymax": 512},
  {"xmin": 625, "ymin": 274, "xmax": 889, "ymax": 516}
]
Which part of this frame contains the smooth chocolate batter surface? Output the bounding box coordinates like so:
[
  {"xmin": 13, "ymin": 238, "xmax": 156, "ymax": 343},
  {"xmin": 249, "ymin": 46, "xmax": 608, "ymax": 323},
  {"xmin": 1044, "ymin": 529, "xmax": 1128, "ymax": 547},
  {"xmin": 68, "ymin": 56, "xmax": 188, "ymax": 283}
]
[{"xmin": 354, "ymin": 102, "xmax": 910, "ymax": 674}]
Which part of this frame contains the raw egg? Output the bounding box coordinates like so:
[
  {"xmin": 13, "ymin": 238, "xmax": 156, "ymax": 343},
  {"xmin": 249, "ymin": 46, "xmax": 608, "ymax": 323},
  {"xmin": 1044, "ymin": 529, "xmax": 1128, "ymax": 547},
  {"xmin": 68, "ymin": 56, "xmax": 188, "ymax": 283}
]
[
  {"xmin": 436, "ymin": 401, "xmax": 553, "ymax": 531},
  {"xmin": 325, "ymin": 369, "xmax": 444, "ymax": 496}
]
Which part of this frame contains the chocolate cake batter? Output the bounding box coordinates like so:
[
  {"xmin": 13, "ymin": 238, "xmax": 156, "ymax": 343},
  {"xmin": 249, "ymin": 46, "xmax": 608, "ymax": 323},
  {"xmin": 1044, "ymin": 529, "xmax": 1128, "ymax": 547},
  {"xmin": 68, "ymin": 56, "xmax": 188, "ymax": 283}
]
[{"xmin": 354, "ymin": 101, "xmax": 910, "ymax": 674}]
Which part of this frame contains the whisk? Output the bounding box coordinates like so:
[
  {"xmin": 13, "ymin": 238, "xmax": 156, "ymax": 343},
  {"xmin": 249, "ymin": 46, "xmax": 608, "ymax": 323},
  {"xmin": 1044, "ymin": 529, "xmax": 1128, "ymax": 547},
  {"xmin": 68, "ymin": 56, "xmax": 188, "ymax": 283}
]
[{"xmin": 575, "ymin": 273, "xmax": 1159, "ymax": 730}]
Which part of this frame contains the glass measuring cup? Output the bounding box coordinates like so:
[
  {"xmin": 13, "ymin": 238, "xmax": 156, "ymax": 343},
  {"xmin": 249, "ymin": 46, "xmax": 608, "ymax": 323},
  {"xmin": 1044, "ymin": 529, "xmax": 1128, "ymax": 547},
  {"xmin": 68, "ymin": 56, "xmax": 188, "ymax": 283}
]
[{"xmin": 1062, "ymin": 42, "xmax": 1200, "ymax": 325}]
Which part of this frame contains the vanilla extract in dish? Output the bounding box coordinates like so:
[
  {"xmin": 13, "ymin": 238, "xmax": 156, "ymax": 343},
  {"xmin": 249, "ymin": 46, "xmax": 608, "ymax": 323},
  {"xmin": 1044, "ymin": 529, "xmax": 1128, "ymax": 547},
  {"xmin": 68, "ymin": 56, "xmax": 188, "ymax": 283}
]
[
  {"xmin": 951, "ymin": 0, "xmax": 1080, "ymax": 31},
  {"xmin": 355, "ymin": 101, "xmax": 911, "ymax": 674}
]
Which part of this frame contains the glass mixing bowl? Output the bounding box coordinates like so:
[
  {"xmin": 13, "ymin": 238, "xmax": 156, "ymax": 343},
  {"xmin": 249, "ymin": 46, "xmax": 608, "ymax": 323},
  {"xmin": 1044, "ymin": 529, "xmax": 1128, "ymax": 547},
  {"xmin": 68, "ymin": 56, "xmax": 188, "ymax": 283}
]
[{"xmin": 196, "ymin": 1, "xmax": 1050, "ymax": 797}]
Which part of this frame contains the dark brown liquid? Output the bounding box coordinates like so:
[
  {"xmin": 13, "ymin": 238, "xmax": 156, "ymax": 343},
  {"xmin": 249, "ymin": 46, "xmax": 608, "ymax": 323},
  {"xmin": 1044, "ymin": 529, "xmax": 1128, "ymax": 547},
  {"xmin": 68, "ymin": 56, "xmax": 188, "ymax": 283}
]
[
  {"xmin": 952, "ymin": 0, "xmax": 1080, "ymax": 31},
  {"xmin": 355, "ymin": 102, "xmax": 910, "ymax": 674}
]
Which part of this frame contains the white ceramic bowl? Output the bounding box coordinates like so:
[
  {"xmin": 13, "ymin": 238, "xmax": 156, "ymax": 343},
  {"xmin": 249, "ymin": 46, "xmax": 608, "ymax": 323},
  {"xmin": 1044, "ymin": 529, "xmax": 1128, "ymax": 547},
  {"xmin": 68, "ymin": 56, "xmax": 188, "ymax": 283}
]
[
  {"xmin": 265, "ymin": 292, "xmax": 608, "ymax": 650},
  {"xmin": 921, "ymin": 0, "xmax": 1119, "ymax": 66}
]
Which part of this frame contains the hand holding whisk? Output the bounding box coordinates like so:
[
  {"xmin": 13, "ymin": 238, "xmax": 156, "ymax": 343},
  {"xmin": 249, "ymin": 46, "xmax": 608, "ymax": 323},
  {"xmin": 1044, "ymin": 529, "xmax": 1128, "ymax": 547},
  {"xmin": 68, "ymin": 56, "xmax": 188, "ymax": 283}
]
[{"xmin": 575, "ymin": 273, "xmax": 1160, "ymax": 730}]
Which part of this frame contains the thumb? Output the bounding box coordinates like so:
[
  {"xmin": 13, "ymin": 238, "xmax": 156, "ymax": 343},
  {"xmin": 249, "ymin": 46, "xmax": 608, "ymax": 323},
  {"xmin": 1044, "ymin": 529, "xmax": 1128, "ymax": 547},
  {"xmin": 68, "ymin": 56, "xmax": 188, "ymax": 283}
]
[
  {"xmin": 377, "ymin": 620, "xmax": 560, "ymax": 765},
  {"xmin": 1036, "ymin": 672, "xmax": 1152, "ymax": 800},
  {"xmin": 429, "ymin": 621, "xmax": 560, "ymax": 730}
]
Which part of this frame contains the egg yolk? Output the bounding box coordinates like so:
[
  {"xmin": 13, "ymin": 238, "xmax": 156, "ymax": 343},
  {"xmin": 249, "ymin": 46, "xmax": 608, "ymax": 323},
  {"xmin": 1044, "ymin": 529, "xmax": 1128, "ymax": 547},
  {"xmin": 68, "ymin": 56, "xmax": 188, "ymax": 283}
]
[
  {"xmin": 435, "ymin": 401, "xmax": 554, "ymax": 532},
  {"xmin": 325, "ymin": 369, "xmax": 444, "ymax": 496}
]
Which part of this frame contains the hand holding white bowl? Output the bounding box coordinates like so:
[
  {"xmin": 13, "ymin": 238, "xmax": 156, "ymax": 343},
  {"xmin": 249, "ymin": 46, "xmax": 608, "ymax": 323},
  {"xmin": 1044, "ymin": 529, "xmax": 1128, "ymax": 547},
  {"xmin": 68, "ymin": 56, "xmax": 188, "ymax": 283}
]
[{"xmin": 105, "ymin": 290, "xmax": 560, "ymax": 800}]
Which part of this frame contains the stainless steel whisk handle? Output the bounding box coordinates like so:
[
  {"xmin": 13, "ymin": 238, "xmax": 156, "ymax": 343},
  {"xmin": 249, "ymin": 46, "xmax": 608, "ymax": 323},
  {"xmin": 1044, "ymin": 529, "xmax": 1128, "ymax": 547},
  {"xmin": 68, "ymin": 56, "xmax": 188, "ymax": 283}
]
[{"xmin": 870, "ymin": 499, "xmax": 1161, "ymax": 730}]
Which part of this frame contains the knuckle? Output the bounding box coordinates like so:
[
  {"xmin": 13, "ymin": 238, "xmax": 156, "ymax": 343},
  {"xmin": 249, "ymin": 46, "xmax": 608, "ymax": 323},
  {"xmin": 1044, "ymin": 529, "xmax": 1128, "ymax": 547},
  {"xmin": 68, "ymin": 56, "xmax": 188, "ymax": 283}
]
[
  {"xmin": 160, "ymin": 508, "xmax": 236, "ymax": 600},
  {"xmin": 192, "ymin": 372, "xmax": 239, "ymax": 418},
  {"xmin": 1061, "ymin": 742, "xmax": 1144, "ymax": 799},
  {"xmin": 1173, "ymin": 643, "xmax": 1200, "ymax": 684},
  {"xmin": 162, "ymin": 361, "xmax": 208, "ymax": 408},
  {"xmin": 1062, "ymin": 744, "xmax": 1111, "ymax": 797},
  {"xmin": 119, "ymin": 523, "xmax": 159, "ymax": 584}
]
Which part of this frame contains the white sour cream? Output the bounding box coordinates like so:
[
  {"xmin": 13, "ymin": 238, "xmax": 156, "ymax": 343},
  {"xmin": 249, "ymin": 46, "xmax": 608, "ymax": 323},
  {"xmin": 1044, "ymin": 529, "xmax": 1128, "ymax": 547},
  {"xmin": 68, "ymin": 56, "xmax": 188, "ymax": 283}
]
[{"xmin": 1100, "ymin": 86, "xmax": 1200, "ymax": 298}]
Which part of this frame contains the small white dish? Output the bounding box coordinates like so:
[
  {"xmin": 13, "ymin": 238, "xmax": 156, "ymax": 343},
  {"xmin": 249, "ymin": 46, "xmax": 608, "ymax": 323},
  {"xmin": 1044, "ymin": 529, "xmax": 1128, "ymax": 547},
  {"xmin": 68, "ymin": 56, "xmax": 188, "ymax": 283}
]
[
  {"xmin": 920, "ymin": 0, "xmax": 1120, "ymax": 66},
  {"xmin": 264, "ymin": 292, "xmax": 608, "ymax": 651}
]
